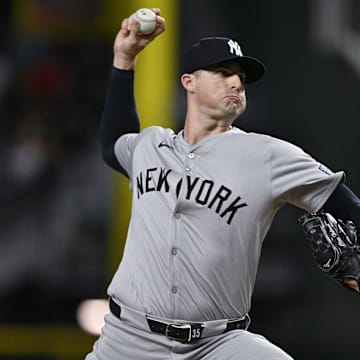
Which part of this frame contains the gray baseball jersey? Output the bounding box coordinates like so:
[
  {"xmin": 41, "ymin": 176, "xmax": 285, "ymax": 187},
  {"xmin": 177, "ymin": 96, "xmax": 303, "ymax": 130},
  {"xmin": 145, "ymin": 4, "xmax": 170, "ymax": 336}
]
[{"xmin": 108, "ymin": 126, "xmax": 344, "ymax": 322}]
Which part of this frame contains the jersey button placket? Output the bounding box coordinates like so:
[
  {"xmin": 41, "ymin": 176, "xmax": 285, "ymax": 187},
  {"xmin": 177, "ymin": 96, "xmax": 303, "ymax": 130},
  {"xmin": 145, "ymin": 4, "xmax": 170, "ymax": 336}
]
[
  {"xmin": 171, "ymin": 211, "xmax": 181, "ymax": 316},
  {"xmin": 184, "ymin": 152, "xmax": 195, "ymax": 173}
]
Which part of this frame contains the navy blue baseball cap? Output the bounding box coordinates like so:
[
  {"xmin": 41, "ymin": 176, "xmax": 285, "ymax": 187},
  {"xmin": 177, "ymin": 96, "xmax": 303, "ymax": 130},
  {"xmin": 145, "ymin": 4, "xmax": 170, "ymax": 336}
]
[{"xmin": 182, "ymin": 37, "xmax": 265, "ymax": 83}]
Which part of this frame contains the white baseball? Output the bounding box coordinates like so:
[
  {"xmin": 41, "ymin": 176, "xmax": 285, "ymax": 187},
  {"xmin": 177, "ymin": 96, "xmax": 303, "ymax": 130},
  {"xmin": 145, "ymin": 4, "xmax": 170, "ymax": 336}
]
[{"xmin": 131, "ymin": 8, "xmax": 157, "ymax": 35}]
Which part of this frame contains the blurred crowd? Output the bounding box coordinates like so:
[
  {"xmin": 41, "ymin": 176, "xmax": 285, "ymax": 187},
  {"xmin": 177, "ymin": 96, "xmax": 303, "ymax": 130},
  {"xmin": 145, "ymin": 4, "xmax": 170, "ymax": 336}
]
[{"xmin": 0, "ymin": 1, "xmax": 112, "ymax": 323}]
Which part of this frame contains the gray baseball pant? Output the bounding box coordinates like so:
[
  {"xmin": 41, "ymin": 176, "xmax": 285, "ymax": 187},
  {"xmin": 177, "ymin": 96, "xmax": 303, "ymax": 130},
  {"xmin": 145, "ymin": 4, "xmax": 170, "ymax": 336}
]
[{"xmin": 85, "ymin": 301, "xmax": 293, "ymax": 360}]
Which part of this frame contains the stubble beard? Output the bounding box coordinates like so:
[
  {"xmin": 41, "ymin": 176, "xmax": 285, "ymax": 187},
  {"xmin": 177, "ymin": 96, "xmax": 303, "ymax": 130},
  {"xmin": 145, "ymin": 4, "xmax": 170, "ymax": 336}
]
[{"xmin": 222, "ymin": 100, "xmax": 245, "ymax": 122}]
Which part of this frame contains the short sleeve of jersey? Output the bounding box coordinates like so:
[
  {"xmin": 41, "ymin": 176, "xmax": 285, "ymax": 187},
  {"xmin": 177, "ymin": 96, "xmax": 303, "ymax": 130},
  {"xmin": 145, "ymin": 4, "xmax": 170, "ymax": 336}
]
[
  {"xmin": 268, "ymin": 136, "xmax": 345, "ymax": 211},
  {"xmin": 113, "ymin": 126, "xmax": 175, "ymax": 180},
  {"xmin": 114, "ymin": 133, "xmax": 138, "ymax": 177}
]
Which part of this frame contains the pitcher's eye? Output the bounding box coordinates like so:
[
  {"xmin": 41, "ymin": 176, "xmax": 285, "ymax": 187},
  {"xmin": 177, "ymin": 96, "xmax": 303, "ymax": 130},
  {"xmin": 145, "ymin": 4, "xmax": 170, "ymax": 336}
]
[{"xmin": 215, "ymin": 68, "xmax": 234, "ymax": 77}]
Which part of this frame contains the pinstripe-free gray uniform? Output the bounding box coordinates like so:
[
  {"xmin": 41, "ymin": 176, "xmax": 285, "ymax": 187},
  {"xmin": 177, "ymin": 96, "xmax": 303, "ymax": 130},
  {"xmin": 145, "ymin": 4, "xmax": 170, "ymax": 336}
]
[
  {"xmin": 85, "ymin": 29, "xmax": 346, "ymax": 359},
  {"xmin": 87, "ymin": 125, "xmax": 343, "ymax": 360},
  {"xmin": 108, "ymin": 126, "xmax": 343, "ymax": 321}
]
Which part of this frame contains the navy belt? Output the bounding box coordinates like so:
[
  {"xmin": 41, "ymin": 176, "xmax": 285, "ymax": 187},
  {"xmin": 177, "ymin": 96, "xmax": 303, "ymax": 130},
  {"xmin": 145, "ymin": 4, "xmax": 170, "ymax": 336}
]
[{"xmin": 109, "ymin": 298, "xmax": 250, "ymax": 343}]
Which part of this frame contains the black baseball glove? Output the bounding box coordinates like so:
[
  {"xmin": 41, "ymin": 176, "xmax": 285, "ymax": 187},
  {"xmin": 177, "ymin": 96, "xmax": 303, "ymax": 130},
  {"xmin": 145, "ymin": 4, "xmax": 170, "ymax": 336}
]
[{"xmin": 298, "ymin": 212, "xmax": 360, "ymax": 292}]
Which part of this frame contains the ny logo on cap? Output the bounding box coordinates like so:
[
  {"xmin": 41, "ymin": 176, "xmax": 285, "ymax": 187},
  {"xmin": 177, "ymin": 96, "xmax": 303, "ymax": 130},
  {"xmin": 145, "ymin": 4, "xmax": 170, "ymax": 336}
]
[{"xmin": 227, "ymin": 39, "xmax": 243, "ymax": 57}]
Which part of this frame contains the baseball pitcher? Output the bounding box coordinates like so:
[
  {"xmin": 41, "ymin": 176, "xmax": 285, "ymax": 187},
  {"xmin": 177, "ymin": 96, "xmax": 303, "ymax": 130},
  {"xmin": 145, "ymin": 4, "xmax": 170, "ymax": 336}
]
[{"xmin": 85, "ymin": 8, "xmax": 360, "ymax": 360}]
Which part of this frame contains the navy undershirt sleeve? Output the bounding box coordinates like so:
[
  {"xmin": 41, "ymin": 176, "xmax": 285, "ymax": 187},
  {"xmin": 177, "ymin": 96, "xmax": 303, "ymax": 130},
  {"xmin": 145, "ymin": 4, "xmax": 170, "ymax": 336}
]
[
  {"xmin": 322, "ymin": 183, "xmax": 360, "ymax": 230},
  {"xmin": 100, "ymin": 67, "xmax": 140, "ymax": 176}
]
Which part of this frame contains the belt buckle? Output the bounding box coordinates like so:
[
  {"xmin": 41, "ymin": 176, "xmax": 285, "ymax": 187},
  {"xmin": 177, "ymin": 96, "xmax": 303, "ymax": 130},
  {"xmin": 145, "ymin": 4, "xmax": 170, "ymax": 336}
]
[{"xmin": 165, "ymin": 323, "xmax": 192, "ymax": 342}]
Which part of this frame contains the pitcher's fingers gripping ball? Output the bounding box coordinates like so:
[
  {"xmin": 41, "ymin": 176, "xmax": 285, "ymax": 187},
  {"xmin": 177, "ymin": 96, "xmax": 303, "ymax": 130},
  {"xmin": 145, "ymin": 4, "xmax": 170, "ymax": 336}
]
[
  {"xmin": 130, "ymin": 8, "xmax": 157, "ymax": 35},
  {"xmin": 112, "ymin": 8, "xmax": 165, "ymax": 69}
]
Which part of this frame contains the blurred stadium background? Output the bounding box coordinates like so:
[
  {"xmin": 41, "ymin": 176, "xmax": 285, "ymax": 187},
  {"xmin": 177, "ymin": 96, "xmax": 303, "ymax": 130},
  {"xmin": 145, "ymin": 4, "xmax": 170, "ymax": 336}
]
[{"xmin": 0, "ymin": 0, "xmax": 359, "ymax": 359}]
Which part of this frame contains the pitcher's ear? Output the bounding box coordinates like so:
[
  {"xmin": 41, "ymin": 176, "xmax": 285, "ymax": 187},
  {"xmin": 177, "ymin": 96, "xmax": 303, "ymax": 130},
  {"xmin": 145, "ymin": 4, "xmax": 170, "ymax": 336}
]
[{"xmin": 181, "ymin": 73, "xmax": 196, "ymax": 92}]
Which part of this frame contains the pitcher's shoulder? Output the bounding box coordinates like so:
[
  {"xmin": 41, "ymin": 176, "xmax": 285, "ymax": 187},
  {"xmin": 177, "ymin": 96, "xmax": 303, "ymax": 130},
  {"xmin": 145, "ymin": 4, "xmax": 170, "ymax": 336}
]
[
  {"xmin": 130, "ymin": 126, "xmax": 176, "ymax": 152},
  {"xmin": 140, "ymin": 126, "xmax": 175, "ymax": 138}
]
